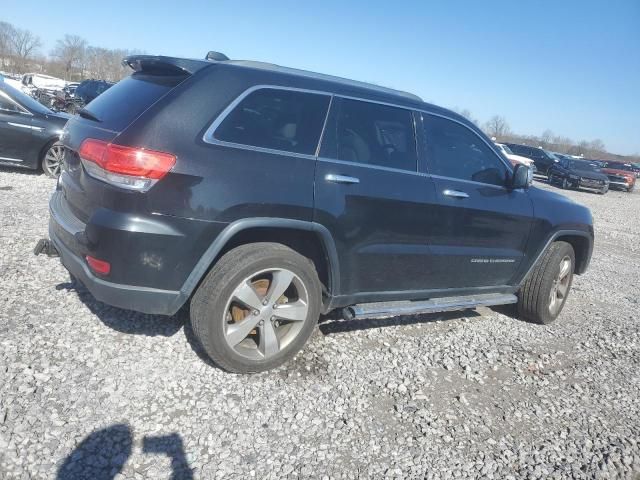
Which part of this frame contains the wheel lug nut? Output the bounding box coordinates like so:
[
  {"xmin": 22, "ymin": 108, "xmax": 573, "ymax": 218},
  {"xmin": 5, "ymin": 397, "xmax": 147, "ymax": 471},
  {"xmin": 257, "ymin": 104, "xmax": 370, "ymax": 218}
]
[
  {"xmin": 259, "ymin": 320, "xmax": 264, "ymax": 326},
  {"xmin": 270, "ymin": 316, "xmax": 275, "ymax": 321},
  {"xmin": 262, "ymin": 300, "xmax": 268, "ymax": 306},
  {"xmin": 253, "ymin": 310, "xmax": 259, "ymax": 316}
]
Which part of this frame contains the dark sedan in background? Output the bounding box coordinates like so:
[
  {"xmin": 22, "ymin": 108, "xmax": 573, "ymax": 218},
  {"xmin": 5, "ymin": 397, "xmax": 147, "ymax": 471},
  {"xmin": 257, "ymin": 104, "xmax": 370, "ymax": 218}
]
[
  {"xmin": 548, "ymin": 158, "xmax": 609, "ymax": 194},
  {"xmin": 0, "ymin": 81, "xmax": 68, "ymax": 177}
]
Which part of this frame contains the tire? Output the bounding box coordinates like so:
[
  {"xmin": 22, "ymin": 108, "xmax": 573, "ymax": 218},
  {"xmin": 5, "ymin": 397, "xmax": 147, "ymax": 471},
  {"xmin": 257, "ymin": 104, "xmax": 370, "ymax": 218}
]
[
  {"xmin": 42, "ymin": 141, "xmax": 64, "ymax": 178},
  {"xmin": 190, "ymin": 243, "xmax": 322, "ymax": 373},
  {"xmin": 599, "ymin": 185, "xmax": 609, "ymax": 195},
  {"xmin": 561, "ymin": 178, "xmax": 569, "ymax": 189},
  {"xmin": 517, "ymin": 241, "xmax": 575, "ymax": 325}
]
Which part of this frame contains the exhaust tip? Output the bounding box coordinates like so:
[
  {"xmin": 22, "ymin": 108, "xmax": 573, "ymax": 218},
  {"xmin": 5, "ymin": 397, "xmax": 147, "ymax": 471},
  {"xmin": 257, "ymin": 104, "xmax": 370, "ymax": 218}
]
[{"xmin": 342, "ymin": 307, "xmax": 356, "ymax": 321}]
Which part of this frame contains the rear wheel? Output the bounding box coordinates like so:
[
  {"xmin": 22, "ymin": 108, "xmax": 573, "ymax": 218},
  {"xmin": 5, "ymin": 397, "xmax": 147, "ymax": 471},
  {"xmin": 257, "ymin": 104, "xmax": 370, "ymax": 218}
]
[
  {"xmin": 42, "ymin": 141, "xmax": 64, "ymax": 178},
  {"xmin": 517, "ymin": 241, "xmax": 575, "ymax": 324},
  {"xmin": 190, "ymin": 243, "xmax": 322, "ymax": 373}
]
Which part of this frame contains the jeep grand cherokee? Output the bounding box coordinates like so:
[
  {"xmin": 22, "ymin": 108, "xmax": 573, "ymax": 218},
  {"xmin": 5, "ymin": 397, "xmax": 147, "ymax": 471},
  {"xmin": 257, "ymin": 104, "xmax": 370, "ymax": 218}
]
[{"xmin": 42, "ymin": 53, "xmax": 594, "ymax": 373}]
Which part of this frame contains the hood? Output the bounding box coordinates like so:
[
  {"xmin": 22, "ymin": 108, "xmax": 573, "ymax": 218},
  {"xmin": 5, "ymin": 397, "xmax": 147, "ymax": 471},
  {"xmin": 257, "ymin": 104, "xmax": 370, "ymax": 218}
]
[
  {"xmin": 602, "ymin": 168, "xmax": 635, "ymax": 180},
  {"xmin": 570, "ymin": 169, "xmax": 609, "ymax": 181},
  {"xmin": 506, "ymin": 153, "xmax": 534, "ymax": 165}
]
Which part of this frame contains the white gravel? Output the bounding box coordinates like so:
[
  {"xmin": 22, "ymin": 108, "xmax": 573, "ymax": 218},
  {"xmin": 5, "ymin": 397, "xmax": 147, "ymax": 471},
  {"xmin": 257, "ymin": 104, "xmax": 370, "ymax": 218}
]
[{"xmin": 0, "ymin": 169, "xmax": 639, "ymax": 479}]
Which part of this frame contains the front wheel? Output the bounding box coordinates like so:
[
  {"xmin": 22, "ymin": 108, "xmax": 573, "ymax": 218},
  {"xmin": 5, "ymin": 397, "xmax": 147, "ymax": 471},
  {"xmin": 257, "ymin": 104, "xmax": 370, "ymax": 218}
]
[
  {"xmin": 42, "ymin": 141, "xmax": 64, "ymax": 178},
  {"xmin": 190, "ymin": 243, "xmax": 322, "ymax": 373},
  {"xmin": 517, "ymin": 241, "xmax": 575, "ymax": 324}
]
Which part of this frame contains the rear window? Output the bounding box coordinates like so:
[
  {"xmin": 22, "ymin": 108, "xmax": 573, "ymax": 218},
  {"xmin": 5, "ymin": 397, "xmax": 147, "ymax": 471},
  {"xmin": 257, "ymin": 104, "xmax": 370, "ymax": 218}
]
[{"xmin": 82, "ymin": 73, "xmax": 186, "ymax": 131}]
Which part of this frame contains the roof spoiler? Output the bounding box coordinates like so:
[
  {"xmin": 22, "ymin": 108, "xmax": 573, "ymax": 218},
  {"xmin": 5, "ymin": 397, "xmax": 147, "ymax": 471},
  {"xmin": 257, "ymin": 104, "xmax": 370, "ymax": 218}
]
[
  {"xmin": 205, "ymin": 51, "xmax": 229, "ymax": 61},
  {"xmin": 122, "ymin": 55, "xmax": 212, "ymax": 75}
]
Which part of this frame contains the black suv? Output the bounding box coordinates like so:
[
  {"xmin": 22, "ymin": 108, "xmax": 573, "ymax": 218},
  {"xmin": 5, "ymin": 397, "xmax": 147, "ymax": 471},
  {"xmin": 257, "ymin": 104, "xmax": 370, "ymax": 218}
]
[
  {"xmin": 44, "ymin": 54, "xmax": 594, "ymax": 373},
  {"xmin": 504, "ymin": 143, "xmax": 559, "ymax": 175},
  {"xmin": 548, "ymin": 158, "xmax": 609, "ymax": 194}
]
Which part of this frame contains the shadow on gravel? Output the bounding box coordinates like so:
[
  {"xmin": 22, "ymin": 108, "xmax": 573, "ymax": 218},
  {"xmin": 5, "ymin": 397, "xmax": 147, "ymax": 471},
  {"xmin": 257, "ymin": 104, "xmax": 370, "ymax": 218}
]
[
  {"xmin": 57, "ymin": 281, "xmax": 185, "ymax": 337},
  {"xmin": 57, "ymin": 424, "xmax": 193, "ymax": 479},
  {"xmin": 318, "ymin": 309, "xmax": 482, "ymax": 335}
]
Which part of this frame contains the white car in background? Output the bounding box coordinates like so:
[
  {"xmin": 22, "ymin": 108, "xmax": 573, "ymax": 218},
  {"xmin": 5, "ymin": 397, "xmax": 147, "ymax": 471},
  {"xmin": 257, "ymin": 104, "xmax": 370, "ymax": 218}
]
[{"xmin": 495, "ymin": 143, "xmax": 536, "ymax": 171}]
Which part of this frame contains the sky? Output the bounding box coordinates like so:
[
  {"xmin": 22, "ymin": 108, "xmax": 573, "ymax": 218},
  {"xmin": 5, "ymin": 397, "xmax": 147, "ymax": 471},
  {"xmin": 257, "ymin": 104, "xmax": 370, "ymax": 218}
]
[{"xmin": 3, "ymin": 0, "xmax": 639, "ymax": 155}]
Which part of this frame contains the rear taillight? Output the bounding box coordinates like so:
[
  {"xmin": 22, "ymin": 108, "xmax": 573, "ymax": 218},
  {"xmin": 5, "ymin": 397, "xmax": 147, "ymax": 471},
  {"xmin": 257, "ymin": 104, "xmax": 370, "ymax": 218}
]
[
  {"xmin": 86, "ymin": 255, "xmax": 111, "ymax": 276},
  {"xmin": 78, "ymin": 139, "xmax": 176, "ymax": 191}
]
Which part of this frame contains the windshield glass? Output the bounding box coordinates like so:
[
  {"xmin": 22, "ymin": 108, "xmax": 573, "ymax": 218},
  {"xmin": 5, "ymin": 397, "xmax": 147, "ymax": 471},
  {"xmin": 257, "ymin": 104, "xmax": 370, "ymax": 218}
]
[
  {"xmin": 0, "ymin": 82, "xmax": 52, "ymax": 115},
  {"xmin": 606, "ymin": 162, "xmax": 633, "ymax": 172},
  {"xmin": 570, "ymin": 160, "xmax": 600, "ymax": 172},
  {"xmin": 500, "ymin": 144, "xmax": 514, "ymax": 155}
]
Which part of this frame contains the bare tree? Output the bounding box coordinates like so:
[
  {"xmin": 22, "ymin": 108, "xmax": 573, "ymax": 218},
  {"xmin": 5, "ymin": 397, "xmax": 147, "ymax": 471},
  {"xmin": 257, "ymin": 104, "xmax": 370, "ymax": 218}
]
[
  {"xmin": 0, "ymin": 21, "xmax": 16, "ymax": 69},
  {"xmin": 483, "ymin": 115, "xmax": 510, "ymax": 140},
  {"xmin": 540, "ymin": 129, "xmax": 554, "ymax": 148},
  {"xmin": 10, "ymin": 27, "xmax": 41, "ymax": 73},
  {"xmin": 51, "ymin": 34, "xmax": 88, "ymax": 80}
]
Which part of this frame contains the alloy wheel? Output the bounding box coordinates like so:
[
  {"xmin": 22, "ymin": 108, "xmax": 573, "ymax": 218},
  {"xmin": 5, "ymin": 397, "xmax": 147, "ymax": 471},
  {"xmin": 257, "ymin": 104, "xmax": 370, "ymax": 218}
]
[
  {"xmin": 222, "ymin": 268, "xmax": 309, "ymax": 360},
  {"xmin": 549, "ymin": 255, "xmax": 572, "ymax": 316},
  {"xmin": 43, "ymin": 144, "xmax": 64, "ymax": 178}
]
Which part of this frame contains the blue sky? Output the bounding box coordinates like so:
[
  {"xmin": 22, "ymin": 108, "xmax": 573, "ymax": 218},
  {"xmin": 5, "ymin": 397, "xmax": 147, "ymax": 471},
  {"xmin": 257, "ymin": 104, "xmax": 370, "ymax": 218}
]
[{"xmin": 4, "ymin": 0, "xmax": 639, "ymax": 154}]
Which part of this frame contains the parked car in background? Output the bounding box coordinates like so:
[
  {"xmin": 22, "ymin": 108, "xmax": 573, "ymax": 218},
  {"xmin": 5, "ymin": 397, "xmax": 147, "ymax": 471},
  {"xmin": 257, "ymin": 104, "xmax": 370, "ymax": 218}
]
[
  {"xmin": 504, "ymin": 143, "xmax": 559, "ymax": 175},
  {"xmin": 0, "ymin": 81, "xmax": 68, "ymax": 177},
  {"xmin": 20, "ymin": 73, "xmax": 66, "ymax": 96},
  {"xmin": 74, "ymin": 79, "xmax": 114, "ymax": 105},
  {"xmin": 495, "ymin": 143, "xmax": 536, "ymax": 172},
  {"xmin": 547, "ymin": 158, "xmax": 609, "ymax": 194},
  {"xmin": 597, "ymin": 161, "xmax": 637, "ymax": 192},
  {"xmin": 42, "ymin": 53, "xmax": 594, "ymax": 373}
]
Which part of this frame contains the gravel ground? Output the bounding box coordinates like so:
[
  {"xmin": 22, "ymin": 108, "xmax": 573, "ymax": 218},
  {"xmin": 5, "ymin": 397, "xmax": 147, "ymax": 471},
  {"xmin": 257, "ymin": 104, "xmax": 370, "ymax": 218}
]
[{"xmin": 1, "ymin": 168, "xmax": 639, "ymax": 480}]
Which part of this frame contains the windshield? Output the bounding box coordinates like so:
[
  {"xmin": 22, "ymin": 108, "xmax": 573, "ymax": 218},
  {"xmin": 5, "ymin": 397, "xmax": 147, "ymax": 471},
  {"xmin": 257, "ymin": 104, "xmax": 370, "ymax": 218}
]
[
  {"xmin": 0, "ymin": 82, "xmax": 52, "ymax": 115},
  {"xmin": 606, "ymin": 162, "xmax": 634, "ymax": 172},
  {"xmin": 569, "ymin": 160, "xmax": 600, "ymax": 172},
  {"xmin": 500, "ymin": 144, "xmax": 514, "ymax": 155}
]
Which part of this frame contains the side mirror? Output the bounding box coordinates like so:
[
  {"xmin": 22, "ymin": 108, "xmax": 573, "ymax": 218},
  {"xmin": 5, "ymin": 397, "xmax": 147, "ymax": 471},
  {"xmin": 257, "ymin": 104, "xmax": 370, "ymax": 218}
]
[{"xmin": 511, "ymin": 164, "xmax": 532, "ymax": 189}]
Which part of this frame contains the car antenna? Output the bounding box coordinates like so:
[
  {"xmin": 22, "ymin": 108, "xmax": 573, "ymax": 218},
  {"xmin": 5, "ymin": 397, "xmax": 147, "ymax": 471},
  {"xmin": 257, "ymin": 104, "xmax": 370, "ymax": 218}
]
[{"xmin": 205, "ymin": 51, "xmax": 229, "ymax": 62}]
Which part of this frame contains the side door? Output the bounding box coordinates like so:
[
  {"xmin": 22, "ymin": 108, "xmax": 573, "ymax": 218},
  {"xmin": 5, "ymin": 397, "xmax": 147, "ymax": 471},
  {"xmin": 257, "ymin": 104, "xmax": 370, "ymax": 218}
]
[
  {"xmin": 314, "ymin": 97, "xmax": 439, "ymax": 297},
  {"xmin": 0, "ymin": 90, "xmax": 33, "ymax": 163},
  {"xmin": 418, "ymin": 113, "xmax": 534, "ymax": 289}
]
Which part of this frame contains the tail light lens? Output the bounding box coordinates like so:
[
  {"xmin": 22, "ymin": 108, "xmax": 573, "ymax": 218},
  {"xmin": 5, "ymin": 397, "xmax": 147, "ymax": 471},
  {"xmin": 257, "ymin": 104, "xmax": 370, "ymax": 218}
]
[
  {"xmin": 86, "ymin": 255, "xmax": 111, "ymax": 276},
  {"xmin": 78, "ymin": 139, "xmax": 176, "ymax": 191}
]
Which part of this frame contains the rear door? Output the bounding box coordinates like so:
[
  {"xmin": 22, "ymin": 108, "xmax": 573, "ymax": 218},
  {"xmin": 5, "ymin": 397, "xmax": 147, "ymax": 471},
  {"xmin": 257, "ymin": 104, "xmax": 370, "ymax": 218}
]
[
  {"xmin": 419, "ymin": 113, "xmax": 533, "ymax": 288},
  {"xmin": 314, "ymin": 97, "xmax": 439, "ymax": 296}
]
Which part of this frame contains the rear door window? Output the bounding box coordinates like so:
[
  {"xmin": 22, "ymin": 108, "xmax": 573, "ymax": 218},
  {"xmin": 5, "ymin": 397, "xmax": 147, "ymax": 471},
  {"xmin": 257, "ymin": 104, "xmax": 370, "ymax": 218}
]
[
  {"xmin": 82, "ymin": 73, "xmax": 187, "ymax": 131},
  {"xmin": 320, "ymin": 97, "xmax": 418, "ymax": 172},
  {"xmin": 214, "ymin": 88, "xmax": 331, "ymax": 156}
]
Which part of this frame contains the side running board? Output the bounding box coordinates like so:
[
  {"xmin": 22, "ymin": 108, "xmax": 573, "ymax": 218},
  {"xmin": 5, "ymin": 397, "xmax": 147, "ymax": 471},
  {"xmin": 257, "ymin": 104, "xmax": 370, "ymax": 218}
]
[{"xmin": 342, "ymin": 293, "xmax": 517, "ymax": 320}]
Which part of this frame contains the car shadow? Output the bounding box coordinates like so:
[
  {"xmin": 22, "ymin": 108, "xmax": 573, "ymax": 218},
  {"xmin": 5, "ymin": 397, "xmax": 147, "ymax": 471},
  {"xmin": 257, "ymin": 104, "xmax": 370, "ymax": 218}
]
[
  {"xmin": 56, "ymin": 424, "xmax": 193, "ymax": 479},
  {"xmin": 317, "ymin": 308, "xmax": 483, "ymax": 335},
  {"xmin": 56, "ymin": 280, "xmax": 185, "ymax": 337}
]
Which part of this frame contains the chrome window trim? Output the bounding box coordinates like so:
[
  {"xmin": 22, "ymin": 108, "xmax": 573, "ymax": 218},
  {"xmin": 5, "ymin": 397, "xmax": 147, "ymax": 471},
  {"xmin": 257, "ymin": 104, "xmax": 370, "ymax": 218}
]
[
  {"xmin": 201, "ymin": 84, "xmax": 513, "ymax": 179},
  {"xmin": 202, "ymin": 85, "xmax": 333, "ymax": 160},
  {"xmin": 0, "ymin": 91, "xmax": 32, "ymax": 115},
  {"xmin": 429, "ymin": 174, "xmax": 512, "ymax": 191},
  {"xmin": 317, "ymin": 156, "xmax": 427, "ymax": 177}
]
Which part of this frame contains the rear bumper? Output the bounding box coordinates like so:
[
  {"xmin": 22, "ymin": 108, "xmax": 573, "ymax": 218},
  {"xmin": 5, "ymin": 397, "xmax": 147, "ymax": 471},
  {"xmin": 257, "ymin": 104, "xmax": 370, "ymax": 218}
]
[
  {"xmin": 49, "ymin": 190, "xmax": 187, "ymax": 315},
  {"xmin": 50, "ymin": 228, "xmax": 185, "ymax": 314}
]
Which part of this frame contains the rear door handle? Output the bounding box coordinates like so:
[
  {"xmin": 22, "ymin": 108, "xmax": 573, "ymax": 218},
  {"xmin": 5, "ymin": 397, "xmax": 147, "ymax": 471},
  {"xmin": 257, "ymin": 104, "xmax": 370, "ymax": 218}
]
[
  {"xmin": 442, "ymin": 189, "xmax": 469, "ymax": 199},
  {"xmin": 325, "ymin": 174, "xmax": 360, "ymax": 185}
]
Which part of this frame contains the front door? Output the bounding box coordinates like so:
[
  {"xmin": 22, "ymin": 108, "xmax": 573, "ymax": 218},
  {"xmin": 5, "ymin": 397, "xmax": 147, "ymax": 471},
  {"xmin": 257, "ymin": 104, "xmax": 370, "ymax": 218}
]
[{"xmin": 418, "ymin": 113, "xmax": 534, "ymax": 288}]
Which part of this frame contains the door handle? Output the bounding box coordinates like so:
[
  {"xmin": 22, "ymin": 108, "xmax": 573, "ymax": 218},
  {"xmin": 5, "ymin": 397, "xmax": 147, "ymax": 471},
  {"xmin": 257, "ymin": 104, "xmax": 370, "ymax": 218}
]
[
  {"xmin": 325, "ymin": 174, "xmax": 360, "ymax": 185},
  {"xmin": 442, "ymin": 189, "xmax": 469, "ymax": 199}
]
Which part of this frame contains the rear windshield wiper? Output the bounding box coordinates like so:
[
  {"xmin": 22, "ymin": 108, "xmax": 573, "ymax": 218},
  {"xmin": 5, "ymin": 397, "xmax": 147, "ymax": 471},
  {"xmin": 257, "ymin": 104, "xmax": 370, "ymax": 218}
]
[{"xmin": 78, "ymin": 108, "xmax": 101, "ymax": 122}]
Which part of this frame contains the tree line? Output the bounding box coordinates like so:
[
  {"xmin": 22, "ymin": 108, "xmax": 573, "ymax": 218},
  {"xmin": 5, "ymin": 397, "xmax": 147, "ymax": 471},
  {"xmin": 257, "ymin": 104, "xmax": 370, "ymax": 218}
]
[
  {"xmin": 1, "ymin": 21, "xmax": 138, "ymax": 82},
  {"xmin": 2, "ymin": 20, "xmax": 637, "ymax": 161},
  {"xmin": 455, "ymin": 110, "xmax": 638, "ymax": 162}
]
